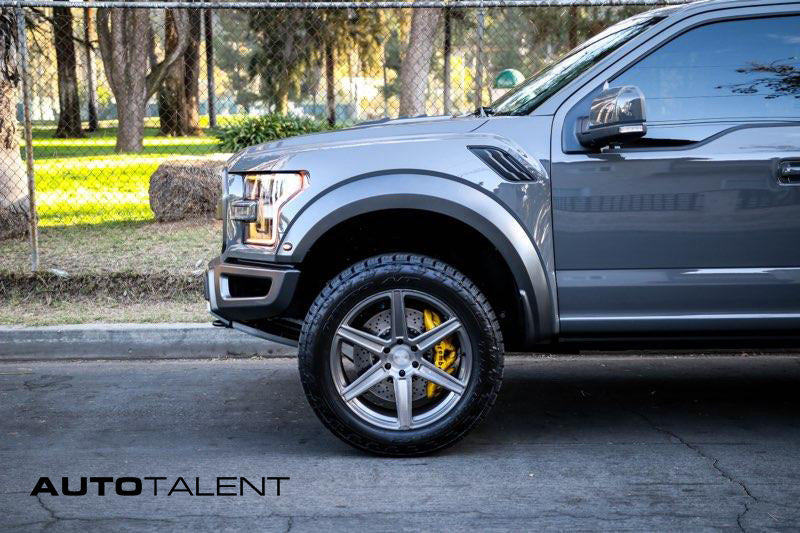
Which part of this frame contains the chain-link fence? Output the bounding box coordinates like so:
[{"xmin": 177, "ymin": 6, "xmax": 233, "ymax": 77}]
[{"xmin": 0, "ymin": 0, "xmax": 684, "ymax": 281}]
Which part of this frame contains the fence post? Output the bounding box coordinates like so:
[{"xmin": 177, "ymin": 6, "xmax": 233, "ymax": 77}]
[
  {"xmin": 83, "ymin": 6, "xmax": 99, "ymax": 132},
  {"xmin": 382, "ymin": 41, "xmax": 388, "ymax": 117},
  {"xmin": 443, "ymin": 7, "xmax": 451, "ymax": 115},
  {"xmin": 15, "ymin": 5, "xmax": 37, "ymax": 271},
  {"xmin": 204, "ymin": 8, "xmax": 216, "ymax": 128},
  {"xmin": 474, "ymin": 4, "xmax": 485, "ymax": 110}
]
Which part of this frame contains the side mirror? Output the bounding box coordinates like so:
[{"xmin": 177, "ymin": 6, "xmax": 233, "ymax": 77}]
[{"xmin": 577, "ymin": 85, "xmax": 647, "ymax": 149}]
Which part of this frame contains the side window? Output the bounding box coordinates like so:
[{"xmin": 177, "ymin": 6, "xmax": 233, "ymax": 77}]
[{"xmin": 613, "ymin": 16, "xmax": 800, "ymax": 124}]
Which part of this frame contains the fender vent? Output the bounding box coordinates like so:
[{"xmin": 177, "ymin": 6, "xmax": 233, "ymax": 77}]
[{"xmin": 468, "ymin": 145, "xmax": 538, "ymax": 182}]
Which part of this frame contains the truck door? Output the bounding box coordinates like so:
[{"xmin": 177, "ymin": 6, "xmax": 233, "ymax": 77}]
[{"xmin": 550, "ymin": 13, "xmax": 800, "ymax": 336}]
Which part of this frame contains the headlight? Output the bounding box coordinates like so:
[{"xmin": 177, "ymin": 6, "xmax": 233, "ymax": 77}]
[{"xmin": 239, "ymin": 172, "xmax": 308, "ymax": 246}]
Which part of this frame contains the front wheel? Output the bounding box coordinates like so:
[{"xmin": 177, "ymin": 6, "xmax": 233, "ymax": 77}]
[{"xmin": 298, "ymin": 254, "xmax": 504, "ymax": 456}]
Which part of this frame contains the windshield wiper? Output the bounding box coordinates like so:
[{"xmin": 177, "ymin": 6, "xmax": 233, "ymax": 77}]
[{"xmin": 473, "ymin": 106, "xmax": 494, "ymax": 117}]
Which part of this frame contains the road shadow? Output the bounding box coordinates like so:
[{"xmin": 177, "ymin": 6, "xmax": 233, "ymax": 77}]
[
  {"xmin": 4, "ymin": 356, "xmax": 798, "ymax": 459},
  {"xmin": 250, "ymin": 355, "xmax": 800, "ymax": 456},
  {"xmin": 463, "ymin": 355, "xmax": 800, "ymax": 450}
]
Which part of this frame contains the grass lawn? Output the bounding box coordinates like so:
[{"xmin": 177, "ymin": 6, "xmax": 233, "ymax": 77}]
[
  {"xmin": 0, "ymin": 219, "xmax": 220, "ymax": 325},
  {"xmin": 1, "ymin": 120, "xmax": 232, "ymax": 325},
  {"xmin": 0, "ymin": 219, "xmax": 221, "ymax": 275},
  {"xmin": 30, "ymin": 122, "xmax": 230, "ymax": 226}
]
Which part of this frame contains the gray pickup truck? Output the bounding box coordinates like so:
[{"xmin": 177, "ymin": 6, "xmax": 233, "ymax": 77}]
[{"xmin": 206, "ymin": 0, "xmax": 800, "ymax": 454}]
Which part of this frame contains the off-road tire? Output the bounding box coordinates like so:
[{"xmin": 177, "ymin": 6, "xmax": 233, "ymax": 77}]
[{"xmin": 298, "ymin": 254, "xmax": 504, "ymax": 456}]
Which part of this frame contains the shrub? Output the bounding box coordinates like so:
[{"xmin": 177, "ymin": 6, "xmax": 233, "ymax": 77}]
[{"xmin": 214, "ymin": 114, "xmax": 333, "ymax": 152}]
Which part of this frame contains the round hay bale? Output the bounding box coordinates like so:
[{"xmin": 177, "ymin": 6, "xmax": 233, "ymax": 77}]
[{"xmin": 149, "ymin": 160, "xmax": 224, "ymax": 222}]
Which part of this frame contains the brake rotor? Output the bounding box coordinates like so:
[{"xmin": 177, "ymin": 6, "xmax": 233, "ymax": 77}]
[{"xmin": 352, "ymin": 308, "xmax": 429, "ymax": 404}]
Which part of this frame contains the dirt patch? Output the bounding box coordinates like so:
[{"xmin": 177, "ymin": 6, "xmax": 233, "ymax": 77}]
[
  {"xmin": 0, "ymin": 270, "xmax": 203, "ymax": 302},
  {"xmin": 0, "ymin": 296, "xmax": 207, "ymax": 326}
]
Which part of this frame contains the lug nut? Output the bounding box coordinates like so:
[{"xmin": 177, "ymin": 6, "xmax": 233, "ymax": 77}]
[
  {"xmin": 384, "ymin": 363, "xmax": 391, "ymax": 370},
  {"xmin": 399, "ymin": 370, "xmax": 406, "ymax": 377},
  {"xmin": 412, "ymin": 361, "xmax": 419, "ymax": 368},
  {"xmin": 383, "ymin": 347, "xmax": 391, "ymax": 354},
  {"xmin": 410, "ymin": 346, "xmax": 418, "ymax": 352}
]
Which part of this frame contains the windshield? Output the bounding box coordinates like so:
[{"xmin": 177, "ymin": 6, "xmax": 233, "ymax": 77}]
[{"xmin": 491, "ymin": 12, "xmax": 666, "ymax": 116}]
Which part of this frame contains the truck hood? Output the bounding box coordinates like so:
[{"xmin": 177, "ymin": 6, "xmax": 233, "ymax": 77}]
[{"xmin": 227, "ymin": 115, "xmax": 489, "ymax": 173}]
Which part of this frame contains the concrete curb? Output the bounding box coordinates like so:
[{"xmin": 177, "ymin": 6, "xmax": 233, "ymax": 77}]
[{"xmin": 0, "ymin": 323, "xmax": 297, "ymax": 361}]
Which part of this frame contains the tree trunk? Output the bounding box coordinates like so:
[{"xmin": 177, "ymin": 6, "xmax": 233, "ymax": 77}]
[
  {"xmin": 97, "ymin": 7, "xmax": 188, "ymax": 152},
  {"xmin": 158, "ymin": 10, "xmax": 186, "ymax": 136},
  {"xmin": 147, "ymin": 22, "xmax": 157, "ymax": 68},
  {"xmin": 182, "ymin": 8, "xmax": 201, "ymax": 134},
  {"xmin": 568, "ymin": 6, "xmax": 579, "ymax": 50},
  {"xmin": 83, "ymin": 7, "xmax": 98, "ymax": 132},
  {"xmin": 0, "ymin": 7, "xmax": 28, "ymax": 239},
  {"xmin": 274, "ymin": 78, "xmax": 289, "ymax": 115},
  {"xmin": 398, "ymin": 7, "xmax": 441, "ymax": 117},
  {"xmin": 116, "ymin": 81, "xmax": 147, "ymax": 152},
  {"xmin": 325, "ymin": 40, "xmax": 335, "ymax": 126},
  {"xmin": 0, "ymin": 75, "xmax": 27, "ymax": 239},
  {"xmin": 204, "ymin": 9, "xmax": 216, "ymax": 128},
  {"xmin": 53, "ymin": 7, "xmax": 83, "ymax": 138},
  {"xmin": 271, "ymin": 10, "xmax": 301, "ymax": 115}
]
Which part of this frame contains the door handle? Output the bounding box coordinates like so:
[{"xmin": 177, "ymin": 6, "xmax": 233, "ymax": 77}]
[{"xmin": 777, "ymin": 160, "xmax": 800, "ymax": 185}]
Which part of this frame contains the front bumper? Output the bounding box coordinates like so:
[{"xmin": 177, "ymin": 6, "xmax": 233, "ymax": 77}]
[{"xmin": 204, "ymin": 257, "xmax": 300, "ymax": 322}]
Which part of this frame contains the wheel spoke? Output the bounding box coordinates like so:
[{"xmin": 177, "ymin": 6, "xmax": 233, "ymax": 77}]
[
  {"xmin": 331, "ymin": 288, "xmax": 474, "ymax": 432},
  {"xmin": 394, "ymin": 375, "xmax": 414, "ymax": 429},
  {"xmin": 411, "ymin": 317, "xmax": 462, "ymax": 353},
  {"xmin": 337, "ymin": 324, "xmax": 389, "ymax": 355},
  {"xmin": 417, "ymin": 358, "xmax": 466, "ymax": 395},
  {"xmin": 341, "ymin": 362, "xmax": 388, "ymax": 402},
  {"xmin": 390, "ymin": 290, "xmax": 407, "ymax": 341}
]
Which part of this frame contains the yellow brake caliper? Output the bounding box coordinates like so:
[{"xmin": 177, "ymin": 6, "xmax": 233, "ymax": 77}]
[{"xmin": 423, "ymin": 309, "xmax": 458, "ymax": 398}]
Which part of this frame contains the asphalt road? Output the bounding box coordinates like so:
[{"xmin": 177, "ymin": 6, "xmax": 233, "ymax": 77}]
[{"xmin": 1, "ymin": 355, "xmax": 800, "ymax": 532}]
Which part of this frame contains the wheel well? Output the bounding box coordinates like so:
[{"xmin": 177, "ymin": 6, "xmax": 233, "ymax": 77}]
[{"xmin": 288, "ymin": 209, "xmax": 527, "ymax": 350}]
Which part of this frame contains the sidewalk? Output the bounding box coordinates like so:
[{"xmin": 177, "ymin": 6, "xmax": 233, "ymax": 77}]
[{"xmin": 0, "ymin": 323, "xmax": 296, "ymax": 361}]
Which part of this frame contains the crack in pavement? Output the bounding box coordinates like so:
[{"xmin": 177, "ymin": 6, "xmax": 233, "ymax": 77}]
[
  {"xmin": 737, "ymin": 502, "xmax": 750, "ymax": 532},
  {"xmin": 36, "ymin": 493, "xmax": 59, "ymax": 528},
  {"xmin": 631, "ymin": 410, "xmax": 757, "ymax": 532}
]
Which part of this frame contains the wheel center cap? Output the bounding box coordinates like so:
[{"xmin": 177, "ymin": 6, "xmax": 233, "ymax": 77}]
[{"xmin": 389, "ymin": 346, "xmax": 412, "ymax": 367}]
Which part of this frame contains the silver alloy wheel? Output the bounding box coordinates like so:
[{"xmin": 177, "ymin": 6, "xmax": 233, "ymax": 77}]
[{"xmin": 330, "ymin": 289, "xmax": 472, "ymax": 431}]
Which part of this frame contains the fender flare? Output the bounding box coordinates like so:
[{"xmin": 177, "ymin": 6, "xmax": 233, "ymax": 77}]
[{"xmin": 278, "ymin": 171, "xmax": 557, "ymax": 343}]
